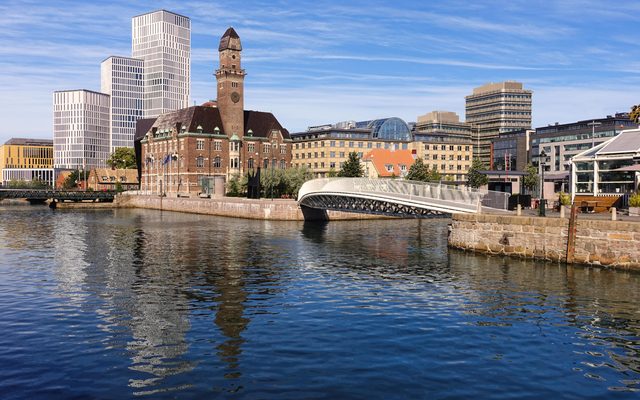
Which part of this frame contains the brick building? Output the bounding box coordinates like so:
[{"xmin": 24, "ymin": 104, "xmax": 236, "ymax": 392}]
[{"xmin": 138, "ymin": 27, "xmax": 291, "ymax": 195}]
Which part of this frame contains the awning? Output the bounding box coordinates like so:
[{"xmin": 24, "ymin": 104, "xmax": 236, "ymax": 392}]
[{"xmin": 615, "ymin": 164, "xmax": 640, "ymax": 172}]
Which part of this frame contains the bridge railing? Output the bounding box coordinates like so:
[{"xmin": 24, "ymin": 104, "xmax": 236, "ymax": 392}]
[{"xmin": 298, "ymin": 178, "xmax": 509, "ymax": 210}]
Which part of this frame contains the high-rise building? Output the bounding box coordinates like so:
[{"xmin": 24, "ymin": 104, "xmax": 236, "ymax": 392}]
[
  {"xmin": 53, "ymin": 90, "xmax": 110, "ymax": 170},
  {"xmin": 132, "ymin": 10, "xmax": 191, "ymax": 118},
  {"xmin": 101, "ymin": 56, "xmax": 144, "ymax": 151},
  {"xmin": 465, "ymin": 81, "xmax": 532, "ymax": 166}
]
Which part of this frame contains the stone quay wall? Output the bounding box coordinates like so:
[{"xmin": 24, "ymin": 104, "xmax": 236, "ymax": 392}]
[
  {"xmin": 449, "ymin": 214, "xmax": 640, "ymax": 270},
  {"xmin": 115, "ymin": 193, "xmax": 392, "ymax": 221}
]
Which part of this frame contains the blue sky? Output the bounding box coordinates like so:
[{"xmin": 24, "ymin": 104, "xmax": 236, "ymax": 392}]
[{"xmin": 1, "ymin": 0, "xmax": 639, "ymax": 143}]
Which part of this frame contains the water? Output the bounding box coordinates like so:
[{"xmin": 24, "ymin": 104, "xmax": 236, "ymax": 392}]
[{"xmin": 1, "ymin": 205, "xmax": 640, "ymax": 399}]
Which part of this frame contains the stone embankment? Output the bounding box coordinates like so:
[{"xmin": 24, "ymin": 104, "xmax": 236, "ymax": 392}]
[
  {"xmin": 448, "ymin": 213, "xmax": 640, "ymax": 270},
  {"xmin": 115, "ymin": 193, "xmax": 390, "ymax": 221}
]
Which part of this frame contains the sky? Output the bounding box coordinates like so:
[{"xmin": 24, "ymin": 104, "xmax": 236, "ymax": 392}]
[{"xmin": 1, "ymin": 0, "xmax": 639, "ymax": 143}]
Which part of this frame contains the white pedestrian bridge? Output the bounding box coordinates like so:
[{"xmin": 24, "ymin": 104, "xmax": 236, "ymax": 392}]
[{"xmin": 297, "ymin": 178, "xmax": 510, "ymax": 217}]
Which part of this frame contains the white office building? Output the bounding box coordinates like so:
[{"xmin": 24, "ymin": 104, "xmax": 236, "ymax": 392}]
[
  {"xmin": 132, "ymin": 10, "xmax": 191, "ymax": 118},
  {"xmin": 101, "ymin": 56, "xmax": 144, "ymax": 151},
  {"xmin": 53, "ymin": 90, "xmax": 110, "ymax": 170}
]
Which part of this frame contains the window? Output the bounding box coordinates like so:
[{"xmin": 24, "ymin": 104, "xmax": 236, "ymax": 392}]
[
  {"xmin": 441, "ymin": 154, "xmax": 446, "ymax": 160},
  {"xmin": 441, "ymin": 145, "xmax": 446, "ymax": 151},
  {"xmin": 196, "ymin": 139, "xmax": 204, "ymax": 150},
  {"xmin": 280, "ymin": 159, "xmax": 286, "ymax": 169},
  {"xmin": 425, "ymin": 144, "xmax": 430, "ymax": 150},
  {"xmin": 263, "ymin": 143, "xmax": 271, "ymax": 153},
  {"xmin": 339, "ymin": 141, "xmax": 345, "ymax": 147},
  {"xmin": 330, "ymin": 141, "xmax": 336, "ymax": 147},
  {"xmin": 280, "ymin": 145, "xmax": 286, "ymax": 154},
  {"xmin": 196, "ymin": 156, "xmax": 204, "ymax": 167},
  {"xmin": 385, "ymin": 164, "xmax": 393, "ymax": 172},
  {"xmin": 330, "ymin": 162, "xmax": 336, "ymax": 168},
  {"xmin": 247, "ymin": 142, "xmax": 255, "ymax": 153},
  {"xmin": 339, "ymin": 152, "xmax": 345, "ymax": 157},
  {"xmin": 214, "ymin": 141, "xmax": 222, "ymax": 151},
  {"xmin": 457, "ymin": 145, "xmax": 462, "ymax": 151},
  {"xmin": 263, "ymin": 158, "xmax": 269, "ymax": 168},
  {"xmin": 330, "ymin": 152, "xmax": 335, "ymax": 157},
  {"xmin": 349, "ymin": 141, "xmax": 354, "ymax": 147},
  {"xmin": 400, "ymin": 164, "xmax": 407, "ymax": 171},
  {"xmin": 213, "ymin": 156, "xmax": 221, "ymax": 168},
  {"xmin": 449, "ymin": 145, "xmax": 454, "ymax": 151},
  {"xmin": 465, "ymin": 146, "xmax": 470, "ymax": 151},
  {"xmin": 231, "ymin": 157, "xmax": 239, "ymax": 168}
]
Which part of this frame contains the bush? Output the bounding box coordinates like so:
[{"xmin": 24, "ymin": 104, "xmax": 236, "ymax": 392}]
[
  {"xmin": 559, "ymin": 192, "xmax": 571, "ymax": 206},
  {"xmin": 629, "ymin": 192, "xmax": 640, "ymax": 207}
]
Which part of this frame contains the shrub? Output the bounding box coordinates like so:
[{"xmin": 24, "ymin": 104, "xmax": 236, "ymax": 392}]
[
  {"xmin": 559, "ymin": 192, "xmax": 571, "ymax": 206},
  {"xmin": 629, "ymin": 192, "xmax": 640, "ymax": 207}
]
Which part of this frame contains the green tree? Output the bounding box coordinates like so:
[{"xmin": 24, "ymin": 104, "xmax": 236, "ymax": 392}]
[
  {"xmin": 466, "ymin": 158, "xmax": 489, "ymax": 189},
  {"xmin": 405, "ymin": 158, "xmax": 429, "ymax": 181},
  {"xmin": 631, "ymin": 104, "xmax": 640, "ymax": 124},
  {"xmin": 226, "ymin": 173, "xmax": 247, "ymax": 197},
  {"xmin": 337, "ymin": 152, "xmax": 364, "ymax": 177},
  {"xmin": 63, "ymin": 170, "xmax": 85, "ymax": 189},
  {"xmin": 522, "ymin": 163, "xmax": 538, "ymax": 194},
  {"xmin": 327, "ymin": 167, "xmax": 337, "ymax": 177},
  {"xmin": 284, "ymin": 165, "xmax": 313, "ymax": 197},
  {"xmin": 106, "ymin": 147, "xmax": 137, "ymax": 169},
  {"xmin": 427, "ymin": 167, "xmax": 442, "ymax": 183}
]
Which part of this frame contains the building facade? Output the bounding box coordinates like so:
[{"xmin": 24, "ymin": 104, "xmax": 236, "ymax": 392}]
[
  {"xmin": 490, "ymin": 129, "xmax": 532, "ymax": 172},
  {"xmin": 465, "ymin": 81, "xmax": 532, "ymax": 167},
  {"xmin": 530, "ymin": 113, "xmax": 636, "ymax": 174},
  {"xmin": 571, "ymin": 128, "xmax": 640, "ymax": 197},
  {"xmin": 0, "ymin": 138, "xmax": 54, "ymax": 186},
  {"xmin": 361, "ymin": 149, "xmax": 415, "ymax": 179},
  {"xmin": 53, "ymin": 89, "xmax": 111, "ymax": 170},
  {"xmin": 132, "ymin": 10, "xmax": 191, "ymax": 118},
  {"xmin": 415, "ymin": 111, "xmax": 471, "ymax": 137},
  {"xmin": 139, "ymin": 28, "xmax": 292, "ymax": 195},
  {"xmin": 101, "ymin": 56, "xmax": 144, "ymax": 151},
  {"xmin": 291, "ymin": 118, "xmax": 413, "ymax": 177}
]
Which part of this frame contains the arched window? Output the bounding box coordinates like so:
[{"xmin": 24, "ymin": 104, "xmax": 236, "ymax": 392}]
[
  {"xmin": 213, "ymin": 156, "xmax": 221, "ymax": 168},
  {"xmin": 248, "ymin": 158, "xmax": 254, "ymax": 169},
  {"xmin": 279, "ymin": 159, "xmax": 286, "ymax": 169}
]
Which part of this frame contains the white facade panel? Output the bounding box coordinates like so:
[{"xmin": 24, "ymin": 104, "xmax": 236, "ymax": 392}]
[
  {"xmin": 53, "ymin": 90, "xmax": 111, "ymax": 170},
  {"xmin": 132, "ymin": 10, "xmax": 191, "ymax": 118},
  {"xmin": 101, "ymin": 56, "xmax": 144, "ymax": 152}
]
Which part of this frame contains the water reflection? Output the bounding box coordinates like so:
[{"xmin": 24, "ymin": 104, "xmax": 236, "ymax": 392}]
[{"xmin": 2, "ymin": 206, "xmax": 640, "ymax": 398}]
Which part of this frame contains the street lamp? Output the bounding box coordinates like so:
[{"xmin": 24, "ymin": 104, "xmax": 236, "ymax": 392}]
[
  {"xmin": 539, "ymin": 150, "xmax": 548, "ymax": 217},
  {"xmin": 587, "ymin": 121, "xmax": 602, "ymax": 148}
]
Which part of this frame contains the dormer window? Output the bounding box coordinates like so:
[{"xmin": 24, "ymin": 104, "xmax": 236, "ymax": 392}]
[
  {"xmin": 181, "ymin": 124, "xmax": 187, "ymax": 133},
  {"xmin": 196, "ymin": 125, "xmax": 203, "ymax": 134},
  {"xmin": 247, "ymin": 129, "xmax": 253, "ymax": 137},
  {"xmin": 214, "ymin": 126, "xmax": 220, "ymax": 135}
]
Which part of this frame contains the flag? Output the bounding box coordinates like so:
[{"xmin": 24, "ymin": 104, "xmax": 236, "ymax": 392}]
[{"xmin": 163, "ymin": 154, "xmax": 171, "ymax": 165}]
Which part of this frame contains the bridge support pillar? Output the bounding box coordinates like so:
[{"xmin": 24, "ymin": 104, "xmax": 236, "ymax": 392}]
[{"xmin": 300, "ymin": 205, "xmax": 329, "ymax": 221}]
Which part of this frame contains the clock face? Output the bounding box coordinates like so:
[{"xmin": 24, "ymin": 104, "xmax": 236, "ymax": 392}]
[{"xmin": 231, "ymin": 91, "xmax": 240, "ymax": 103}]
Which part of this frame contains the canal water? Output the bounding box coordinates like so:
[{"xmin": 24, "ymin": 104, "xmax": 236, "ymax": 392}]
[{"xmin": 1, "ymin": 205, "xmax": 639, "ymax": 399}]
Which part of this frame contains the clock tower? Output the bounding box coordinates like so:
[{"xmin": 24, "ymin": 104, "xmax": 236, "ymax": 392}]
[{"xmin": 216, "ymin": 27, "xmax": 245, "ymax": 139}]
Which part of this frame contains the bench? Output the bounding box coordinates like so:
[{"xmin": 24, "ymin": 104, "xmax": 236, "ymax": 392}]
[{"xmin": 580, "ymin": 200, "xmax": 598, "ymax": 213}]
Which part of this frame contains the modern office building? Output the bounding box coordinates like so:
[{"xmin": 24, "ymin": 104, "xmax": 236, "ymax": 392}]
[
  {"xmin": 0, "ymin": 138, "xmax": 54, "ymax": 186},
  {"xmin": 291, "ymin": 118, "xmax": 413, "ymax": 177},
  {"xmin": 132, "ymin": 10, "xmax": 191, "ymax": 118},
  {"xmin": 53, "ymin": 89, "xmax": 111, "ymax": 170},
  {"xmin": 138, "ymin": 27, "xmax": 292, "ymax": 195},
  {"xmin": 101, "ymin": 56, "xmax": 144, "ymax": 151},
  {"xmin": 490, "ymin": 129, "xmax": 533, "ymax": 172},
  {"xmin": 531, "ymin": 113, "xmax": 636, "ymax": 173},
  {"xmin": 465, "ymin": 81, "xmax": 532, "ymax": 167}
]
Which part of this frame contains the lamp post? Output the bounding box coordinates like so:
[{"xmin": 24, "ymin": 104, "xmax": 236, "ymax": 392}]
[
  {"xmin": 539, "ymin": 150, "xmax": 548, "ymax": 217},
  {"xmin": 587, "ymin": 121, "xmax": 602, "ymax": 148}
]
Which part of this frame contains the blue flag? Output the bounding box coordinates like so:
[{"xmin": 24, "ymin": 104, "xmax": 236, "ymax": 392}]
[{"xmin": 163, "ymin": 154, "xmax": 171, "ymax": 165}]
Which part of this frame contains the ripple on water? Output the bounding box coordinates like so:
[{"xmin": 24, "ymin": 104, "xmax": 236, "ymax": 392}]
[{"xmin": 1, "ymin": 208, "xmax": 640, "ymax": 399}]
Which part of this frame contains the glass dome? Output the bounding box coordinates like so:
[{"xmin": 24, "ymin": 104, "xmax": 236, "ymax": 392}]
[{"xmin": 359, "ymin": 117, "xmax": 412, "ymax": 141}]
